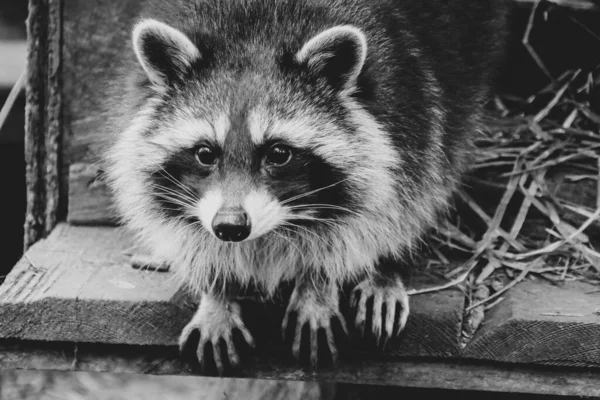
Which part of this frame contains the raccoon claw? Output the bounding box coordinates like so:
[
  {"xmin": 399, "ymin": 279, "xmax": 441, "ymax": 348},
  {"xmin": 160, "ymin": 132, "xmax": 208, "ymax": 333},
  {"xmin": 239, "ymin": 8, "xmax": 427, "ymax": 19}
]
[
  {"xmin": 282, "ymin": 284, "xmax": 348, "ymax": 368},
  {"xmin": 350, "ymin": 276, "xmax": 409, "ymax": 347},
  {"xmin": 179, "ymin": 296, "xmax": 254, "ymax": 375}
]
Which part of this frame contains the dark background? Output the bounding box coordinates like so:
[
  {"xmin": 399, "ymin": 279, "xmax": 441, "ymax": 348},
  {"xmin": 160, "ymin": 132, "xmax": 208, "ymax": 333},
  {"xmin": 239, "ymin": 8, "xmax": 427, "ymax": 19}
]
[
  {"xmin": 0, "ymin": 1, "xmax": 598, "ymax": 398},
  {"xmin": 0, "ymin": 1, "xmax": 27, "ymax": 281}
]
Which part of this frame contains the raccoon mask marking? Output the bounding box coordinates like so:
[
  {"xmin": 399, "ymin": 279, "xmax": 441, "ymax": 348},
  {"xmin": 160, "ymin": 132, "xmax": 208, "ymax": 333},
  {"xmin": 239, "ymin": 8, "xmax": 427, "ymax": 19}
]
[
  {"xmin": 106, "ymin": 14, "xmax": 414, "ymax": 299},
  {"xmin": 124, "ymin": 19, "xmax": 385, "ymax": 247}
]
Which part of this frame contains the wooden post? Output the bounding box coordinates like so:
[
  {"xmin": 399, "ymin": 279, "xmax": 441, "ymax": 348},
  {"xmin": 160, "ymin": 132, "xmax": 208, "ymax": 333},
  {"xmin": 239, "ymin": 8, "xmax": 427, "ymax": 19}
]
[{"xmin": 24, "ymin": 0, "xmax": 63, "ymax": 251}]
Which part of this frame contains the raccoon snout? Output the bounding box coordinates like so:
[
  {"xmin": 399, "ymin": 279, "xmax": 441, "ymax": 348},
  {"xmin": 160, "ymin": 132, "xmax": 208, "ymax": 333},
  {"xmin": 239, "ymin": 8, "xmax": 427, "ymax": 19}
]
[{"xmin": 211, "ymin": 208, "xmax": 251, "ymax": 242}]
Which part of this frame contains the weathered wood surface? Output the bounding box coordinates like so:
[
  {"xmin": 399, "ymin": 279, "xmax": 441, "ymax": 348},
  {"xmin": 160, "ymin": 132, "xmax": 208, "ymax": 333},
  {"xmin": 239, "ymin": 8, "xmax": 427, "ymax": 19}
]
[
  {"xmin": 0, "ymin": 369, "xmax": 333, "ymax": 400},
  {"xmin": 61, "ymin": 0, "xmax": 144, "ymax": 217},
  {"xmin": 67, "ymin": 163, "xmax": 118, "ymax": 225},
  {"xmin": 3, "ymin": 222, "xmax": 600, "ymax": 367},
  {"xmin": 24, "ymin": 0, "xmax": 63, "ymax": 250},
  {"xmin": 0, "ymin": 224, "xmax": 194, "ymax": 346},
  {"xmin": 463, "ymin": 279, "xmax": 600, "ymax": 368},
  {"xmin": 0, "ymin": 223, "xmax": 465, "ymax": 357},
  {"xmin": 1, "ymin": 340, "xmax": 599, "ymax": 397}
]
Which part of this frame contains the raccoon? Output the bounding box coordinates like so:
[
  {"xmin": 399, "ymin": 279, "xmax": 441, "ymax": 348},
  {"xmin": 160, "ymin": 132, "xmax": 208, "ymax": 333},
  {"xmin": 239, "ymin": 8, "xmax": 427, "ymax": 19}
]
[{"xmin": 104, "ymin": 0, "xmax": 509, "ymax": 373}]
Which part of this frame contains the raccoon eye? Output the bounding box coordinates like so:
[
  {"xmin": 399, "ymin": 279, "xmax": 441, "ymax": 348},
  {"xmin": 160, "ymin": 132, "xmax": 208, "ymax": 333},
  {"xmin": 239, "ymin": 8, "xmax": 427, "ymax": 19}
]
[
  {"xmin": 265, "ymin": 144, "xmax": 292, "ymax": 166},
  {"xmin": 195, "ymin": 146, "xmax": 218, "ymax": 166}
]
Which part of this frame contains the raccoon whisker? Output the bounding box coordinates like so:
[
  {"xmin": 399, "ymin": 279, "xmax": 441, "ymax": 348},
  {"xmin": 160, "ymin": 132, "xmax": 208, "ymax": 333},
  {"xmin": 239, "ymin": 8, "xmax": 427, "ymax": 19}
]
[
  {"xmin": 184, "ymin": 219, "xmax": 208, "ymax": 233},
  {"xmin": 152, "ymin": 190, "xmax": 196, "ymax": 206},
  {"xmin": 152, "ymin": 191, "xmax": 194, "ymax": 206},
  {"xmin": 153, "ymin": 193, "xmax": 197, "ymax": 211},
  {"xmin": 150, "ymin": 182, "xmax": 193, "ymax": 197},
  {"xmin": 276, "ymin": 227, "xmax": 313, "ymax": 267},
  {"xmin": 159, "ymin": 207, "xmax": 189, "ymax": 214},
  {"xmin": 153, "ymin": 177, "xmax": 198, "ymax": 202},
  {"xmin": 272, "ymin": 230, "xmax": 306, "ymax": 264},
  {"xmin": 157, "ymin": 167, "xmax": 199, "ymax": 199},
  {"xmin": 279, "ymin": 179, "xmax": 350, "ymax": 206},
  {"xmin": 151, "ymin": 185, "xmax": 198, "ymax": 205},
  {"xmin": 279, "ymin": 221, "xmax": 333, "ymax": 248},
  {"xmin": 156, "ymin": 193, "xmax": 191, "ymax": 207},
  {"xmin": 292, "ymin": 218, "xmax": 340, "ymax": 232},
  {"xmin": 286, "ymin": 204, "xmax": 362, "ymax": 217},
  {"xmin": 286, "ymin": 213, "xmax": 342, "ymax": 229}
]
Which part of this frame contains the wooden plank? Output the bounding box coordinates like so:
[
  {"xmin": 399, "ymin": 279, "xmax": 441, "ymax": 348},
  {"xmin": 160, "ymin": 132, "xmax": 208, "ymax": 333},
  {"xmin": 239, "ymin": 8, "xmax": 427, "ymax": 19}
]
[
  {"xmin": 24, "ymin": 0, "xmax": 63, "ymax": 250},
  {"xmin": 67, "ymin": 163, "xmax": 117, "ymax": 225},
  {"xmin": 0, "ymin": 223, "xmax": 464, "ymax": 357},
  {"xmin": 61, "ymin": 0, "xmax": 144, "ymax": 218},
  {"xmin": 0, "ymin": 369, "xmax": 333, "ymax": 400},
  {"xmin": 1, "ymin": 340, "xmax": 599, "ymax": 396},
  {"xmin": 0, "ymin": 223, "xmax": 195, "ymax": 345},
  {"xmin": 463, "ymin": 278, "xmax": 600, "ymax": 368}
]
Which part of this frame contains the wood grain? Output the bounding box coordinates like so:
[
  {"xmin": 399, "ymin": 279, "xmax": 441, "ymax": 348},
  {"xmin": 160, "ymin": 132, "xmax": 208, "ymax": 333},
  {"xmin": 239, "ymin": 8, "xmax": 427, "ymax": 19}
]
[
  {"xmin": 388, "ymin": 273, "xmax": 465, "ymax": 358},
  {"xmin": 0, "ymin": 223, "xmax": 195, "ymax": 346},
  {"xmin": 0, "ymin": 369, "xmax": 333, "ymax": 400},
  {"xmin": 1, "ymin": 340, "xmax": 599, "ymax": 397},
  {"xmin": 44, "ymin": 0, "xmax": 63, "ymax": 233},
  {"xmin": 67, "ymin": 163, "xmax": 117, "ymax": 225},
  {"xmin": 24, "ymin": 0, "xmax": 47, "ymax": 250},
  {"xmin": 24, "ymin": 0, "xmax": 63, "ymax": 250},
  {"xmin": 61, "ymin": 0, "xmax": 144, "ymax": 215},
  {"xmin": 0, "ymin": 223, "xmax": 464, "ymax": 357},
  {"xmin": 462, "ymin": 278, "xmax": 600, "ymax": 368}
]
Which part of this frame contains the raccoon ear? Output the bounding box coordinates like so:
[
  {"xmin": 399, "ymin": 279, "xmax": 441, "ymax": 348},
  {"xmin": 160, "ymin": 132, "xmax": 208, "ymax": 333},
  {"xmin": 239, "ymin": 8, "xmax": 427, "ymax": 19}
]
[
  {"xmin": 296, "ymin": 25, "xmax": 367, "ymax": 92},
  {"xmin": 132, "ymin": 19, "xmax": 201, "ymax": 88}
]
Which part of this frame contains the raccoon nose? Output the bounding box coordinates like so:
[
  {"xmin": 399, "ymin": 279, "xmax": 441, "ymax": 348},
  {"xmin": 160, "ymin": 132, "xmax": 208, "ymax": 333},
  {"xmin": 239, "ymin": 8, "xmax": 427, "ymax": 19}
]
[{"xmin": 211, "ymin": 209, "xmax": 250, "ymax": 242}]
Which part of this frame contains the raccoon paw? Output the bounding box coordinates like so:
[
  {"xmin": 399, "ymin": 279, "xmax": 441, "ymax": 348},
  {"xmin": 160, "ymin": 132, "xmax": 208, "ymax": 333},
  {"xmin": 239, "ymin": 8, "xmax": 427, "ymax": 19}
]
[
  {"xmin": 179, "ymin": 295, "xmax": 255, "ymax": 375},
  {"xmin": 350, "ymin": 276, "xmax": 410, "ymax": 348},
  {"xmin": 282, "ymin": 284, "xmax": 348, "ymax": 368}
]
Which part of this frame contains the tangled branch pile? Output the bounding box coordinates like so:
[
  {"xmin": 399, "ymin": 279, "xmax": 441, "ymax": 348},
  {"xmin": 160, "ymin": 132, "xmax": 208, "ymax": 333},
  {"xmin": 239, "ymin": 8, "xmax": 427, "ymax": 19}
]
[{"xmin": 425, "ymin": 60, "xmax": 600, "ymax": 319}]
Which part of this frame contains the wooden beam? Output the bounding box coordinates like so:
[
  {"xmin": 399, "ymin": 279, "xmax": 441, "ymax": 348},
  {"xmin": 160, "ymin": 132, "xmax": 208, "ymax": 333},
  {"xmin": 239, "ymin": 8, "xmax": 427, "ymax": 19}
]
[
  {"xmin": 3, "ymin": 222, "xmax": 600, "ymax": 370},
  {"xmin": 0, "ymin": 224, "xmax": 194, "ymax": 346},
  {"xmin": 0, "ymin": 369, "xmax": 334, "ymax": 400},
  {"xmin": 463, "ymin": 278, "xmax": 600, "ymax": 368},
  {"xmin": 1, "ymin": 340, "xmax": 599, "ymax": 396},
  {"xmin": 24, "ymin": 0, "xmax": 63, "ymax": 250},
  {"xmin": 0, "ymin": 223, "xmax": 465, "ymax": 357},
  {"xmin": 67, "ymin": 163, "xmax": 117, "ymax": 225}
]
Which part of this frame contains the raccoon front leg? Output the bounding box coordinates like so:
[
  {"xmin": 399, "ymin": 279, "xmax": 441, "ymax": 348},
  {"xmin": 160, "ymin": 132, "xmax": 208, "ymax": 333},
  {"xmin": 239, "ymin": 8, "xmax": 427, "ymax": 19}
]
[
  {"xmin": 350, "ymin": 266, "xmax": 410, "ymax": 348},
  {"xmin": 282, "ymin": 280, "xmax": 348, "ymax": 368},
  {"xmin": 179, "ymin": 293, "xmax": 255, "ymax": 375}
]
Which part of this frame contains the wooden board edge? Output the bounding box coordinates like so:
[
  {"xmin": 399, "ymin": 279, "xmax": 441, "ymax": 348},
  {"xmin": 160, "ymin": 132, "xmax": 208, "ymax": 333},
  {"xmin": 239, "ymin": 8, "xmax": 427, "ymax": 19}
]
[
  {"xmin": 0, "ymin": 369, "xmax": 336, "ymax": 400},
  {"xmin": 461, "ymin": 280, "xmax": 600, "ymax": 368},
  {"xmin": 1, "ymin": 340, "xmax": 599, "ymax": 397}
]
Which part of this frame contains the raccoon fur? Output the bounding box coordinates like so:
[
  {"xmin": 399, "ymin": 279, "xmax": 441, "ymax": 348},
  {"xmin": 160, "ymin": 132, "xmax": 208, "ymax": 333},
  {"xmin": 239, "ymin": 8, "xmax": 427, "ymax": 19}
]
[{"xmin": 104, "ymin": 0, "xmax": 510, "ymax": 373}]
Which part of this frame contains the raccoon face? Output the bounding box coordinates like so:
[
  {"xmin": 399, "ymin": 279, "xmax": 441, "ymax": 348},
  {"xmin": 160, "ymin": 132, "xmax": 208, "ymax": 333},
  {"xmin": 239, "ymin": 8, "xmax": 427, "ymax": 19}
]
[{"xmin": 130, "ymin": 19, "xmax": 370, "ymax": 243}]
